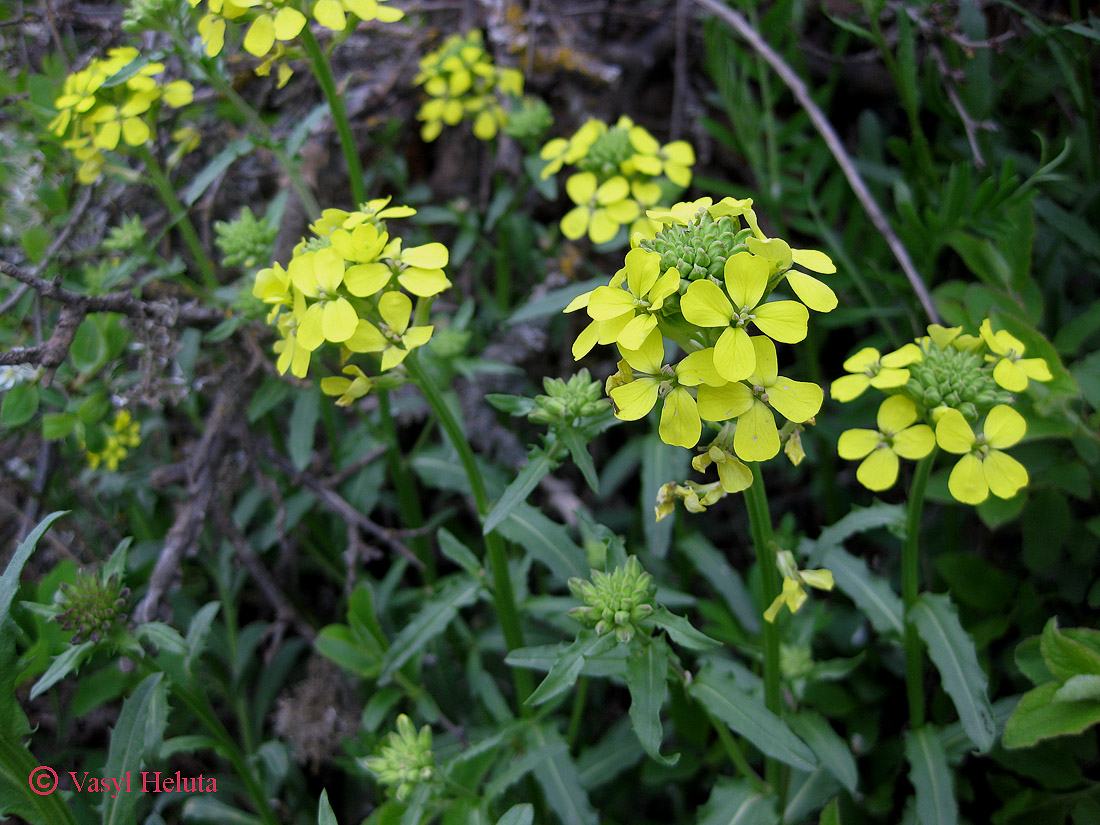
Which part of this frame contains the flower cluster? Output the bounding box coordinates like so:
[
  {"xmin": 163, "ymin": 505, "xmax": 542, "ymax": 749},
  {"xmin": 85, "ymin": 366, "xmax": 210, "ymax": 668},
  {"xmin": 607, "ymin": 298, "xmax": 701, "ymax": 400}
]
[
  {"xmin": 189, "ymin": 0, "xmax": 401, "ymax": 61},
  {"xmin": 414, "ymin": 30, "xmax": 523, "ymax": 142},
  {"xmin": 528, "ymin": 369, "xmax": 608, "ymax": 428},
  {"xmin": 568, "ymin": 197, "xmax": 836, "ymax": 508},
  {"xmin": 85, "ymin": 410, "xmax": 142, "ymax": 471},
  {"xmin": 835, "ymin": 320, "xmax": 1052, "ymax": 504},
  {"xmin": 540, "ymin": 116, "xmax": 696, "ymax": 244},
  {"xmin": 253, "ymin": 197, "xmax": 449, "ymax": 402},
  {"xmin": 49, "ymin": 48, "xmax": 194, "ymax": 183},
  {"xmin": 568, "ymin": 557, "xmax": 656, "ymax": 644},
  {"xmin": 54, "ymin": 570, "xmax": 131, "ymax": 645},
  {"xmin": 362, "ymin": 714, "xmax": 435, "ymax": 802}
]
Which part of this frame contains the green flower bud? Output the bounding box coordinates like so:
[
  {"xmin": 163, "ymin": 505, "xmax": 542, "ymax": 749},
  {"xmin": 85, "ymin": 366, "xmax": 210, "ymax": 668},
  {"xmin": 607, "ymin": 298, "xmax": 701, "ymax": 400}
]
[
  {"xmin": 503, "ymin": 96, "xmax": 553, "ymax": 145},
  {"xmin": 568, "ymin": 557, "xmax": 657, "ymax": 644},
  {"xmin": 54, "ymin": 571, "xmax": 130, "ymax": 645},
  {"xmin": 578, "ymin": 126, "xmax": 635, "ymax": 176},
  {"xmin": 215, "ymin": 207, "xmax": 277, "ymax": 270},
  {"xmin": 103, "ymin": 215, "xmax": 147, "ymax": 252},
  {"xmin": 361, "ymin": 715, "xmax": 435, "ymax": 802}
]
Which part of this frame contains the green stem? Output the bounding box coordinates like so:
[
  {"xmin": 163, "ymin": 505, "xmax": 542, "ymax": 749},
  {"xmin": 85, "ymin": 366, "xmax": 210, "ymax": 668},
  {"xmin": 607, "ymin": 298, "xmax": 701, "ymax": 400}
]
[
  {"xmin": 707, "ymin": 711, "xmax": 769, "ymax": 794},
  {"xmin": 744, "ymin": 463, "xmax": 782, "ymax": 791},
  {"xmin": 404, "ymin": 353, "xmax": 533, "ymax": 706},
  {"xmin": 903, "ymin": 451, "xmax": 936, "ymax": 729},
  {"xmin": 168, "ymin": 31, "xmax": 321, "ymax": 220},
  {"xmin": 137, "ymin": 145, "xmax": 218, "ymax": 291},
  {"xmin": 566, "ymin": 676, "xmax": 588, "ymax": 750},
  {"xmin": 299, "ymin": 26, "xmax": 365, "ymax": 205}
]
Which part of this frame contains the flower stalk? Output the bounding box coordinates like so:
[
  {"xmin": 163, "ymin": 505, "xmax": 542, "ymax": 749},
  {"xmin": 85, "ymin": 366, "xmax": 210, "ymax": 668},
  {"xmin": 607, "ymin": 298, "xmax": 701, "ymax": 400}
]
[{"xmin": 902, "ymin": 450, "xmax": 936, "ymax": 729}]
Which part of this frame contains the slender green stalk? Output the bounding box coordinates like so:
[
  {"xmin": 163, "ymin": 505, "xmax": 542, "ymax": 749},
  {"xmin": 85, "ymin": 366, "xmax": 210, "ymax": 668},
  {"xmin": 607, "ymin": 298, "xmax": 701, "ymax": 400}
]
[
  {"xmin": 404, "ymin": 353, "xmax": 533, "ymax": 705},
  {"xmin": 566, "ymin": 676, "xmax": 589, "ymax": 749},
  {"xmin": 707, "ymin": 711, "xmax": 768, "ymax": 794},
  {"xmin": 299, "ymin": 26, "xmax": 364, "ymax": 204},
  {"xmin": 744, "ymin": 463, "xmax": 782, "ymax": 791},
  {"xmin": 137, "ymin": 145, "xmax": 218, "ymax": 291},
  {"xmin": 166, "ymin": 31, "xmax": 321, "ymax": 220},
  {"xmin": 903, "ymin": 451, "xmax": 936, "ymax": 729}
]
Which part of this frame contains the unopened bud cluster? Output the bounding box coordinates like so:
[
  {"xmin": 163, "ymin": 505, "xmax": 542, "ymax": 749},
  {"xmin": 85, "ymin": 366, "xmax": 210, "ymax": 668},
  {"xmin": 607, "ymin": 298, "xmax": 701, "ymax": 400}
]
[
  {"xmin": 568, "ymin": 557, "xmax": 656, "ymax": 643},
  {"xmin": 528, "ymin": 369, "xmax": 607, "ymax": 427},
  {"xmin": 907, "ymin": 343, "xmax": 1010, "ymax": 422},
  {"xmin": 215, "ymin": 207, "xmax": 277, "ymax": 270},
  {"xmin": 504, "ymin": 96, "xmax": 553, "ymax": 146},
  {"xmin": 54, "ymin": 572, "xmax": 130, "ymax": 644},
  {"xmin": 636, "ymin": 208, "xmax": 750, "ymax": 282},
  {"xmin": 362, "ymin": 715, "xmax": 435, "ymax": 802}
]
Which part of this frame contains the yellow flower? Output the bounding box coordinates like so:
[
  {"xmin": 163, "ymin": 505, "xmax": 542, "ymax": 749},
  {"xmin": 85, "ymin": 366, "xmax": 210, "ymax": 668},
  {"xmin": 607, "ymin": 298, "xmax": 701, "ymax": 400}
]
[
  {"xmin": 680, "ymin": 250, "xmax": 808, "ymax": 382},
  {"xmin": 321, "ymin": 365, "xmax": 373, "ymax": 405},
  {"xmin": 560, "ymin": 172, "xmax": 640, "ymax": 244},
  {"xmin": 763, "ymin": 550, "xmax": 834, "ymax": 623},
  {"xmin": 608, "ymin": 331, "xmax": 725, "ymax": 449},
  {"xmin": 935, "ymin": 405, "xmax": 1029, "ymax": 505},
  {"xmin": 691, "ymin": 445, "xmax": 752, "ymax": 493},
  {"xmin": 696, "ymin": 336, "xmax": 822, "ymax": 463},
  {"xmin": 583, "ymin": 248, "xmax": 680, "ymax": 350},
  {"xmin": 837, "ymin": 395, "xmax": 935, "ymax": 491},
  {"xmin": 830, "ymin": 344, "xmax": 922, "ymax": 402},
  {"xmin": 979, "ymin": 319, "xmax": 1052, "ymax": 392},
  {"xmin": 287, "ymin": 247, "xmax": 360, "ymax": 349},
  {"xmin": 345, "ymin": 291, "xmax": 433, "ymax": 371}
]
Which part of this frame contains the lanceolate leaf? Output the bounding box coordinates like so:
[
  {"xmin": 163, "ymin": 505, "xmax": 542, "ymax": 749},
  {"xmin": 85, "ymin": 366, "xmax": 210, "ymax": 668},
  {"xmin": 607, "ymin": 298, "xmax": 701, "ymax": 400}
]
[
  {"xmin": 496, "ymin": 804, "xmax": 535, "ymax": 825},
  {"xmin": 525, "ymin": 632, "xmax": 617, "ymax": 707},
  {"xmin": 559, "ymin": 428, "xmax": 600, "ymax": 493},
  {"xmin": 625, "ymin": 637, "xmax": 677, "ymax": 766},
  {"xmin": 497, "ymin": 505, "xmax": 588, "ymax": 581},
  {"xmin": 317, "ymin": 789, "xmax": 338, "ymax": 825},
  {"xmin": 1003, "ymin": 682, "xmax": 1100, "ymax": 749},
  {"xmin": 696, "ymin": 778, "xmax": 777, "ymax": 825},
  {"xmin": 905, "ymin": 727, "xmax": 958, "ymax": 825},
  {"xmin": 822, "ymin": 546, "xmax": 904, "ymax": 636},
  {"xmin": 484, "ymin": 445, "xmax": 560, "ymax": 534},
  {"xmin": 526, "ymin": 725, "xmax": 598, "ymax": 825},
  {"xmin": 102, "ymin": 673, "xmax": 168, "ymax": 825},
  {"xmin": 29, "ymin": 641, "xmax": 94, "ymax": 700},
  {"xmin": 378, "ymin": 577, "xmax": 480, "ymax": 684},
  {"xmin": 912, "ymin": 593, "xmax": 996, "ymax": 752},
  {"xmin": 690, "ymin": 668, "xmax": 816, "ymax": 772},
  {"xmin": 788, "ymin": 712, "xmax": 858, "ymax": 792}
]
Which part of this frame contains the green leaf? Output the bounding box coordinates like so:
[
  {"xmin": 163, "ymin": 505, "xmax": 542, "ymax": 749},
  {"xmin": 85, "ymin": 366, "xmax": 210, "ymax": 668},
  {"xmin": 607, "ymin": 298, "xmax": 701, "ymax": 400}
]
[
  {"xmin": 21, "ymin": 225, "xmax": 50, "ymax": 262},
  {"xmin": 29, "ymin": 640, "xmax": 94, "ymax": 699},
  {"xmin": 525, "ymin": 632, "xmax": 617, "ymax": 707},
  {"xmin": 437, "ymin": 530, "xmax": 483, "ymax": 579},
  {"xmin": 248, "ymin": 378, "xmax": 291, "ymax": 422},
  {"xmin": 625, "ymin": 637, "xmax": 677, "ymax": 766},
  {"xmin": 179, "ymin": 796, "xmax": 265, "ymax": 825},
  {"xmin": 42, "ymin": 411, "xmax": 77, "ymax": 440},
  {"xmin": 0, "ymin": 731, "xmax": 81, "ymax": 825},
  {"xmin": 690, "ymin": 668, "xmax": 817, "ymax": 772},
  {"xmin": 650, "ymin": 605, "xmax": 720, "ymax": 651},
  {"xmin": 808, "ymin": 502, "xmax": 905, "ymax": 559},
  {"xmin": 788, "ymin": 712, "xmax": 858, "ymax": 792},
  {"xmin": 820, "ymin": 799, "xmax": 841, "ymax": 825},
  {"xmin": 642, "ymin": 433, "xmax": 689, "ymax": 558},
  {"xmin": 185, "ymin": 602, "xmax": 221, "ymax": 673},
  {"xmin": 485, "ymin": 394, "xmax": 538, "ymax": 417},
  {"xmin": 508, "ymin": 277, "xmax": 604, "ymax": 325},
  {"xmin": 102, "ymin": 673, "xmax": 168, "ymax": 825},
  {"xmin": 1014, "ymin": 636, "xmax": 1053, "ymax": 685},
  {"xmin": 697, "ymin": 778, "xmax": 777, "ymax": 825},
  {"xmin": 559, "ymin": 428, "xmax": 600, "ymax": 493},
  {"xmin": 1042, "ymin": 618, "xmax": 1100, "ymax": 681},
  {"xmin": 905, "ymin": 728, "xmax": 958, "ymax": 825},
  {"xmin": 525, "ymin": 725, "xmax": 597, "ymax": 825},
  {"xmin": 1003, "ymin": 682, "xmax": 1100, "ymax": 748},
  {"xmin": 288, "ymin": 388, "xmax": 321, "ymax": 472},
  {"xmin": 912, "ymin": 593, "xmax": 996, "ymax": 752},
  {"xmin": 576, "ymin": 716, "xmax": 643, "ymax": 790},
  {"xmin": 496, "ymin": 804, "xmax": 534, "ymax": 825},
  {"xmin": 1054, "ymin": 674, "xmax": 1100, "ymax": 703},
  {"xmin": 318, "ymin": 789, "xmax": 338, "ymax": 825},
  {"xmin": 347, "ymin": 582, "xmax": 387, "ymax": 650},
  {"xmin": 70, "ymin": 316, "xmax": 108, "ymax": 373},
  {"xmin": 678, "ymin": 534, "xmax": 759, "ymax": 633},
  {"xmin": 183, "ymin": 138, "xmax": 252, "ymax": 206},
  {"xmin": 484, "ymin": 446, "xmax": 559, "ymax": 535},
  {"xmin": 821, "ymin": 546, "xmax": 904, "ymax": 636},
  {"xmin": 378, "ymin": 577, "xmax": 480, "ymax": 684},
  {"xmin": 315, "ymin": 625, "xmax": 379, "ymax": 679},
  {"xmin": 1, "ymin": 383, "xmax": 39, "ymax": 428},
  {"xmin": 497, "ymin": 504, "xmax": 588, "ymax": 581}
]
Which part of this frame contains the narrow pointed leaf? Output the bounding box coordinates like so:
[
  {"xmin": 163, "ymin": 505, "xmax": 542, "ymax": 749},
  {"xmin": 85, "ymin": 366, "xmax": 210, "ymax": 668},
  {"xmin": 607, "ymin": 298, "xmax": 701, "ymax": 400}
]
[
  {"xmin": 822, "ymin": 546, "xmax": 903, "ymax": 636},
  {"xmin": 525, "ymin": 633, "xmax": 616, "ymax": 707},
  {"xmin": 102, "ymin": 673, "xmax": 168, "ymax": 825},
  {"xmin": 905, "ymin": 727, "xmax": 957, "ymax": 825},
  {"xmin": 484, "ymin": 446, "xmax": 559, "ymax": 534},
  {"xmin": 697, "ymin": 778, "xmax": 777, "ymax": 825},
  {"xmin": 625, "ymin": 637, "xmax": 677, "ymax": 765},
  {"xmin": 560, "ymin": 428, "xmax": 600, "ymax": 493},
  {"xmin": 526, "ymin": 725, "xmax": 598, "ymax": 825},
  {"xmin": 788, "ymin": 712, "xmax": 858, "ymax": 792},
  {"xmin": 378, "ymin": 577, "xmax": 480, "ymax": 684}
]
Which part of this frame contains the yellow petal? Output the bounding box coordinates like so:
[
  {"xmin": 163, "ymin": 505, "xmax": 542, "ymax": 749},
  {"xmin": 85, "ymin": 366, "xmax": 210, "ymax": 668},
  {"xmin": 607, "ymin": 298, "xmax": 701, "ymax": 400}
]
[
  {"xmin": 659, "ymin": 387, "xmax": 701, "ymax": 448},
  {"xmin": 984, "ymin": 449, "xmax": 1028, "ymax": 499},
  {"xmin": 869, "ymin": 367, "xmax": 910, "ymax": 389},
  {"xmin": 697, "ymin": 383, "xmax": 753, "ymax": 422},
  {"xmin": 753, "ymin": 300, "xmax": 808, "ymax": 344},
  {"xmin": 791, "ymin": 248, "xmax": 836, "ymax": 274},
  {"xmin": 398, "ymin": 267, "xmax": 451, "ymax": 297},
  {"xmin": 892, "ymin": 425, "xmax": 935, "ymax": 460},
  {"xmin": 733, "ymin": 401, "xmax": 780, "ymax": 462},
  {"xmin": 838, "ymin": 429, "xmax": 880, "ymax": 460},
  {"xmin": 560, "ymin": 206, "xmax": 589, "ymax": 240},
  {"xmin": 716, "ymin": 455, "xmax": 752, "ymax": 493},
  {"xmin": 881, "ymin": 343, "xmax": 922, "ymax": 367},
  {"xmin": 588, "ymin": 210, "xmax": 620, "ymax": 244},
  {"xmin": 724, "ymin": 251, "xmax": 769, "ymax": 310},
  {"xmin": 323, "ymin": 298, "xmax": 359, "ymax": 342},
  {"xmin": 1020, "ymin": 357, "xmax": 1053, "ymax": 382},
  {"xmin": 800, "ymin": 569, "xmax": 834, "ymax": 591},
  {"xmin": 624, "ymin": 247, "xmax": 660, "ymax": 298},
  {"xmin": 983, "ymin": 404, "xmax": 1026, "ymax": 449},
  {"xmin": 676, "ymin": 348, "xmax": 725, "ymax": 387},
  {"xmin": 565, "ymin": 171, "xmax": 597, "ymax": 205},
  {"xmin": 571, "ymin": 320, "xmax": 600, "ymax": 360},
  {"xmin": 681, "ymin": 279, "xmax": 734, "ymax": 327},
  {"xmin": 857, "ymin": 447, "xmax": 899, "ymax": 491},
  {"xmin": 344, "ymin": 263, "xmax": 391, "ymax": 296},
  {"xmin": 621, "ymin": 329, "xmax": 665, "ymax": 375},
  {"xmin": 403, "ymin": 325, "xmax": 434, "ymax": 349},
  {"xmin": 345, "ymin": 320, "xmax": 387, "ymax": 353},
  {"xmin": 587, "ymin": 286, "xmax": 636, "ymax": 321},
  {"xmin": 785, "ymin": 271, "xmax": 837, "ymax": 312},
  {"xmin": 842, "ymin": 347, "xmax": 881, "ymax": 373},
  {"xmin": 610, "ymin": 377, "xmax": 660, "ymax": 421},
  {"xmin": 876, "ymin": 394, "xmax": 918, "ymax": 432},
  {"xmin": 616, "ymin": 314, "xmax": 657, "ymax": 351},
  {"xmin": 830, "ymin": 373, "xmax": 870, "ymax": 402},
  {"xmin": 713, "ymin": 327, "xmax": 755, "ymax": 383},
  {"xmin": 749, "ymin": 335, "xmax": 778, "ymax": 385},
  {"xmin": 243, "ymin": 15, "xmax": 276, "ymax": 56},
  {"xmin": 401, "ymin": 242, "xmax": 449, "ymax": 269},
  {"xmin": 274, "ymin": 5, "xmax": 306, "ymax": 37},
  {"xmin": 766, "ymin": 376, "xmax": 823, "ymax": 423},
  {"xmin": 296, "ymin": 302, "xmax": 326, "ymax": 351},
  {"xmin": 948, "ymin": 454, "xmax": 988, "ymax": 504},
  {"xmin": 992, "ymin": 358, "xmax": 1027, "ymax": 392},
  {"xmin": 935, "ymin": 409, "xmax": 976, "ymax": 454}
]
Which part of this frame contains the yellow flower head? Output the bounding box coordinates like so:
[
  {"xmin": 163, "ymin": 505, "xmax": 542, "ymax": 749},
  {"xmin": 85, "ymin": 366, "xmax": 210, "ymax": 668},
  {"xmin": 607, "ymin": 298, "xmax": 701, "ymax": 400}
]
[
  {"xmin": 979, "ymin": 319, "xmax": 1053, "ymax": 392},
  {"xmin": 935, "ymin": 405, "xmax": 1029, "ymax": 505},
  {"xmin": 763, "ymin": 550, "xmax": 834, "ymax": 623},
  {"xmin": 831, "ymin": 344, "xmax": 922, "ymax": 402},
  {"xmin": 560, "ymin": 172, "xmax": 640, "ymax": 245},
  {"xmin": 582, "ymin": 248, "xmax": 680, "ymax": 351},
  {"xmin": 837, "ymin": 395, "xmax": 935, "ymax": 491}
]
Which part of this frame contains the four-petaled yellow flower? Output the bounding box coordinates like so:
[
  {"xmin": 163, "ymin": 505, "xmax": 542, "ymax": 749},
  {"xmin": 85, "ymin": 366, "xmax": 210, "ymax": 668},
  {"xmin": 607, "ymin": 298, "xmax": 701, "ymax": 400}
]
[
  {"xmin": 560, "ymin": 172, "xmax": 640, "ymax": 244},
  {"xmin": 321, "ymin": 365, "xmax": 373, "ymax": 406},
  {"xmin": 837, "ymin": 395, "xmax": 936, "ymax": 491},
  {"xmin": 347, "ymin": 291, "xmax": 434, "ymax": 371},
  {"xmin": 609, "ymin": 331, "xmax": 725, "ymax": 449},
  {"xmin": 979, "ymin": 319, "xmax": 1053, "ymax": 392},
  {"xmin": 288, "ymin": 247, "xmax": 360, "ymax": 349},
  {"xmin": 681, "ymin": 251, "xmax": 808, "ymax": 382},
  {"xmin": 583, "ymin": 248, "xmax": 680, "ymax": 351},
  {"xmin": 830, "ymin": 344, "xmax": 922, "ymax": 402},
  {"xmin": 764, "ymin": 550, "xmax": 834, "ymax": 623},
  {"xmin": 935, "ymin": 405, "xmax": 1029, "ymax": 505},
  {"xmin": 696, "ymin": 336, "xmax": 822, "ymax": 462}
]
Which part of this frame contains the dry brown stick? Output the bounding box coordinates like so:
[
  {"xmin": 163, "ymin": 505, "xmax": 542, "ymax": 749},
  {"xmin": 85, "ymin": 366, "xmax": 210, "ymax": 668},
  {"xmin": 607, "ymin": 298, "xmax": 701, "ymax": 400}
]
[
  {"xmin": 254, "ymin": 438, "xmax": 425, "ymax": 569},
  {"xmin": 691, "ymin": 0, "xmax": 940, "ymax": 324}
]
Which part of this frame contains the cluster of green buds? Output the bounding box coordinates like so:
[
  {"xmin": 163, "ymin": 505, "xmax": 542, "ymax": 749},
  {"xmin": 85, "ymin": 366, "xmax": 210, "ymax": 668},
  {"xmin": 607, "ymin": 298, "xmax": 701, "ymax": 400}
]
[
  {"xmin": 568, "ymin": 557, "xmax": 656, "ymax": 644},
  {"xmin": 216, "ymin": 207, "xmax": 277, "ymax": 269},
  {"xmin": 528, "ymin": 369, "xmax": 608, "ymax": 428},
  {"xmin": 503, "ymin": 95, "xmax": 553, "ymax": 150},
  {"xmin": 539, "ymin": 116, "xmax": 696, "ymax": 244},
  {"xmin": 49, "ymin": 47, "xmax": 195, "ymax": 184},
  {"xmin": 253, "ymin": 197, "xmax": 449, "ymax": 404},
  {"xmin": 566, "ymin": 196, "xmax": 836, "ymax": 516},
  {"xmin": 835, "ymin": 320, "xmax": 1053, "ymax": 504},
  {"xmin": 54, "ymin": 570, "xmax": 131, "ymax": 644},
  {"xmin": 413, "ymin": 30, "xmax": 523, "ymax": 142},
  {"xmin": 361, "ymin": 715, "xmax": 435, "ymax": 802},
  {"xmin": 103, "ymin": 215, "xmax": 148, "ymax": 252},
  {"xmin": 85, "ymin": 410, "xmax": 142, "ymax": 471}
]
